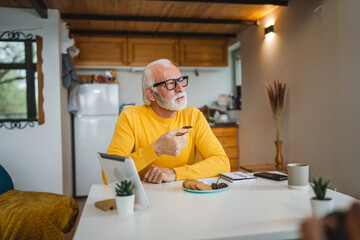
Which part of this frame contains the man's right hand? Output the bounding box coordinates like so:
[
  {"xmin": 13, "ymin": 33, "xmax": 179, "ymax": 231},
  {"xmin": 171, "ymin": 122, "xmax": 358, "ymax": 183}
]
[
  {"xmin": 301, "ymin": 202, "xmax": 360, "ymax": 240},
  {"xmin": 153, "ymin": 128, "xmax": 192, "ymax": 157}
]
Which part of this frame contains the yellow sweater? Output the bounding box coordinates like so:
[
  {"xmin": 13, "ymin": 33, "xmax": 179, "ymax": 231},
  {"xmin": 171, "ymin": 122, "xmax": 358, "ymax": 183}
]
[{"xmin": 106, "ymin": 105, "xmax": 230, "ymax": 180}]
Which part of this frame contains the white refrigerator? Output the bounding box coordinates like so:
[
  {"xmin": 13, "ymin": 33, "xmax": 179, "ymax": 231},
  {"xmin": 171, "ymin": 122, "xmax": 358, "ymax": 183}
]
[{"xmin": 74, "ymin": 84, "xmax": 119, "ymax": 197}]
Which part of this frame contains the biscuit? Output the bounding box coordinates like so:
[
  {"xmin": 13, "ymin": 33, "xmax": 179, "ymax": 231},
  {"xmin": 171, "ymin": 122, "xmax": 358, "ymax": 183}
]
[
  {"xmin": 189, "ymin": 181, "xmax": 200, "ymax": 190},
  {"xmin": 195, "ymin": 182, "xmax": 212, "ymax": 191},
  {"xmin": 175, "ymin": 132, "xmax": 186, "ymax": 136},
  {"xmin": 183, "ymin": 179, "xmax": 199, "ymax": 190},
  {"xmin": 175, "ymin": 126, "xmax": 193, "ymax": 136}
]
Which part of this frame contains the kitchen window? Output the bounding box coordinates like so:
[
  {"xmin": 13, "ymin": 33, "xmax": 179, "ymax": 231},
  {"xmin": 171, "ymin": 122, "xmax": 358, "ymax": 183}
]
[
  {"xmin": 231, "ymin": 47, "xmax": 242, "ymax": 110},
  {"xmin": 0, "ymin": 31, "xmax": 44, "ymax": 129}
]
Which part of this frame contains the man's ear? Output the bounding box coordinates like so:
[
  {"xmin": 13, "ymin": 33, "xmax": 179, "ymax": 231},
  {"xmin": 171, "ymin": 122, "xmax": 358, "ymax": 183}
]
[{"xmin": 145, "ymin": 87, "xmax": 156, "ymax": 102}]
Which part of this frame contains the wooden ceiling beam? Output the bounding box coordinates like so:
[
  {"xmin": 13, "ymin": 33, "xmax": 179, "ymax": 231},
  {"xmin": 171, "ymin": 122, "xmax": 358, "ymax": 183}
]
[
  {"xmin": 153, "ymin": 0, "xmax": 289, "ymax": 6},
  {"xmin": 70, "ymin": 29, "xmax": 237, "ymax": 38},
  {"xmin": 61, "ymin": 14, "xmax": 257, "ymax": 25},
  {"xmin": 28, "ymin": 0, "xmax": 48, "ymax": 18}
]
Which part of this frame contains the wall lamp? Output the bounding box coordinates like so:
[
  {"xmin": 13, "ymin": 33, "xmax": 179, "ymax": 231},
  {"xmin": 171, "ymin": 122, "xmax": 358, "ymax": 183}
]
[{"xmin": 264, "ymin": 25, "xmax": 275, "ymax": 40}]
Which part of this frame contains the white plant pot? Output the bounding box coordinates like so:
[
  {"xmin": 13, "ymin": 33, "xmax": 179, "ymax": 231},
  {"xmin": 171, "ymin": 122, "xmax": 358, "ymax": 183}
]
[
  {"xmin": 115, "ymin": 194, "xmax": 135, "ymax": 215},
  {"xmin": 311, "ymin": 198, "xmax": 333, "ymax": 217}
]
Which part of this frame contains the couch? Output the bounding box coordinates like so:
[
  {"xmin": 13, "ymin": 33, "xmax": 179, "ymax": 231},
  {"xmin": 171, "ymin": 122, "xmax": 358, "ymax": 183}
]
[{"xmin": 0, "ymin": 164, "xmax": 79, "ymax": 240}]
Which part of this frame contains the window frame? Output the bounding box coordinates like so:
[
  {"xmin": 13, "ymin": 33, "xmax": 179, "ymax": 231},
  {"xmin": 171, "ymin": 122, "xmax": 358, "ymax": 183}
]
[
  {"xmin": 0, "ymin": 31, "xmax": 44, "ymax": 129},
  {"xmin": 231, "ymin": 47, "xmax": 242, "ymax": 110}
]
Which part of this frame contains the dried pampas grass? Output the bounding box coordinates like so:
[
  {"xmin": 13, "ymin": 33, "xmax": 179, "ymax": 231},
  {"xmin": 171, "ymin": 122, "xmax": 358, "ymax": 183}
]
[{"xmin": 265, "ymin": 79, "xmax": 287, "ymax": 141}]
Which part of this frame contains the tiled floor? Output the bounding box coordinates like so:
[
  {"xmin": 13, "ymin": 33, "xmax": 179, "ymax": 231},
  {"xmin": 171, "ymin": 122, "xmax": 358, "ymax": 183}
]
[{"xmin": 63, "ymin": 197, "xmax": 87, "ymax": 240}]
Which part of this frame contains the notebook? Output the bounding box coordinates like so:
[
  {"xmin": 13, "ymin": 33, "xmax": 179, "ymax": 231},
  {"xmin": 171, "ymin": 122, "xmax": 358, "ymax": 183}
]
[{"xmin": 220, "ymin": 171, "xmax": 257, "ymax": 183}]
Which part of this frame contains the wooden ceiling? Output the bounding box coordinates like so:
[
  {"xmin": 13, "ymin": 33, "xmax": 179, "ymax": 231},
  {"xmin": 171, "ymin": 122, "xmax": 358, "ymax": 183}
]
[{"xmin": 0, "ymin": 0, "xmax": 288, "ymax": 39}]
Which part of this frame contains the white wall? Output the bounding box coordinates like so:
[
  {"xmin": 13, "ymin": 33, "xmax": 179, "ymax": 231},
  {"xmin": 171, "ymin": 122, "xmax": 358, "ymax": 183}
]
[
  {"xmin": 77, "ymin": 66, "xmax": 233, "ymax": 109},
  {"xmin": 0, "ymin": 8, "xmax": 71, "ymax": 195},
  {"xmin": 61, "ymin": 77, "xmax": 72, "ymax": 196},
  {"xmin": 237, "ymin": 0, "xmax": 360, "ymax": 197}
]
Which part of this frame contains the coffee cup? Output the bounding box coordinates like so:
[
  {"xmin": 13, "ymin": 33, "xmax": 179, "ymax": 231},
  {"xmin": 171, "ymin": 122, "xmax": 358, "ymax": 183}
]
[
  {"xmin": 287, "ymin": 163, "xmax": 309, "ymax": 190},
  {"xmin": 219, "ymin": 114, "xmax": 228, "ymax": 122}
]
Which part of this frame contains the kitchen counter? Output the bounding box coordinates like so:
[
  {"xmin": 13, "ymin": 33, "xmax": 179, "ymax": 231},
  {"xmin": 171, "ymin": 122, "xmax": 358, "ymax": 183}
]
[{"xmin": 209, "ymin": 121, "xmax": 239, "ymax": 128}]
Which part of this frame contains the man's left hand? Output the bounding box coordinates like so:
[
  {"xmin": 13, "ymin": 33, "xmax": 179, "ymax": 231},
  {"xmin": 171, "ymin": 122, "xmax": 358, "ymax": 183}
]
[{"xmin": 143, "ymin": 165, "xmax": 176, "ymax": 184}]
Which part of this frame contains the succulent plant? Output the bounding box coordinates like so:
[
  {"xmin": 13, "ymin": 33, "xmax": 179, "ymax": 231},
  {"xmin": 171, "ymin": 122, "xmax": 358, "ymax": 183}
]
[
  {"xmin": 115, "ymin": 180, "xmax": 134, "ymax": 197},
  {"xmin": 311, "ymin": 176, "xmax": 330, "ymax": 200}
]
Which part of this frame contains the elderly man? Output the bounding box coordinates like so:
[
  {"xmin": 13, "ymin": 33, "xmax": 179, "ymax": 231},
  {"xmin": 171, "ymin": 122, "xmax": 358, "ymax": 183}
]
[{"xmin": 105, "ymin": 59, "xmax": 230, "ymax": 184}]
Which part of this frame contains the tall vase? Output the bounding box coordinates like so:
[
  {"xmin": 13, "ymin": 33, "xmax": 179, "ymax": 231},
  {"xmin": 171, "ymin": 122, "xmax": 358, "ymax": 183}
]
[{"xmin": 275, "ymin": 141, "xmax": 285, "ymax": 171}]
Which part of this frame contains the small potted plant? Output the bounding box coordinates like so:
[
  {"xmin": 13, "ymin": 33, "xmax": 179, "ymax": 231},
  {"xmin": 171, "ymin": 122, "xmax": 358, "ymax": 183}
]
[
  {"xmin": 114, "ymin": 180, "xmax": 135, "ymax": 215},
  {"xmin": 310, "ymin": 176, "xmax": 333, "ymax": 217}
]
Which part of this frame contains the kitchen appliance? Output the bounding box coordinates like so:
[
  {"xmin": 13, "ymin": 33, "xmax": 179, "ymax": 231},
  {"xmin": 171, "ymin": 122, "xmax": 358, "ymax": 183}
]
[{"xmin": 74, "ymin": 84, "xmax": 119, "ymax": 197}]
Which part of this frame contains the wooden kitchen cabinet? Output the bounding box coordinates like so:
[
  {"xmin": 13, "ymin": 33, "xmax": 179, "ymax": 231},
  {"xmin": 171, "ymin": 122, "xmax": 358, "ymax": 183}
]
[
  {"xmin": 74, "ymin": 36, "xmax": 127, "ymax": 66},
  {"xmin": 128, "ymin": 38, "xmax": 179, "ymax": 66},
  {"xmin": 180, "ymin": 39, "xmax": 228, "ymax": 66},
  {"xmin": 72, "ymin": 36, "xmax": 228, "ymax": 67},
  {"xmin": 212, "ymin": 126, "xmax": 239, "ymax": 171}
]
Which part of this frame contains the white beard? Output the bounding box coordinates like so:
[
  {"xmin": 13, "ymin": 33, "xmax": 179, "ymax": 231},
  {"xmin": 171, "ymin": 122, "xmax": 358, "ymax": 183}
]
[{"xmin": 154, "ymin": 91, "xmax": 187, "ymax": 111}]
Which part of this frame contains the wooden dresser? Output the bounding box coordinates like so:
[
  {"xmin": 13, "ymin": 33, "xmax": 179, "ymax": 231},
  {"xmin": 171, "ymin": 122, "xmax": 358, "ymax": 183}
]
[{"xmin": 211, "ymin": 124, "xmax": 239, "ymax": 171}]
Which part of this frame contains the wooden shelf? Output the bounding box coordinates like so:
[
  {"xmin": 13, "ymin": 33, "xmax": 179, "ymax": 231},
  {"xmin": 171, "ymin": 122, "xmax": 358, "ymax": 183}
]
[{"xmin": 240, "ymin": 163, "xmax": 277, "ymax": 173}]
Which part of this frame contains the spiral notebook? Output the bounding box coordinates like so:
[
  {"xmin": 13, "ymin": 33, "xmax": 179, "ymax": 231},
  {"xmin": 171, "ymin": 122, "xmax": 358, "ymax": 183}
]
[{"xmin": 220, "ymin": 171, "xmax": 256, "ymax": 183}]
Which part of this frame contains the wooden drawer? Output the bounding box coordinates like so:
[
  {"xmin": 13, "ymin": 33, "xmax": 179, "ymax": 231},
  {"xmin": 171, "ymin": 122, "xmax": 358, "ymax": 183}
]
[
  {"xmin": 217, "ymin": 136, "xmax": 237, "ymax": 148},
  {"xmin": 224, "ymin": 147, "xmax": 238, "ymax": 158},
  {"xmin": 229, "ymin": 158, "xmax": 238, "ymax": 170},
  {"xmin": 211, "ymin": 126, "xmax": 238, "ymax": 170},
  {"xmin": 212, "ymin": 127, "xmax": 237, "ymax": 137}
]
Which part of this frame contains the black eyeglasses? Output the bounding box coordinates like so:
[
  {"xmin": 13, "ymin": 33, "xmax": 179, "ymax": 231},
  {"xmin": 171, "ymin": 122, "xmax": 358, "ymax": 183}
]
[{"xmin": 152, "ymin": 76, "xmax": 189, "ymax": 90}]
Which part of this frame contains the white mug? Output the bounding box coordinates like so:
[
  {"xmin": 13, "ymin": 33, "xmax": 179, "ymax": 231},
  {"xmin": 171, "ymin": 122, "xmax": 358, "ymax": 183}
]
[
  {"xmin": 219, "ymin": 114, "xmax": 228, "ymax": 122},
  {"xmin": 287, "ymin": 163, "xmax": 309, "ymax": 190}
]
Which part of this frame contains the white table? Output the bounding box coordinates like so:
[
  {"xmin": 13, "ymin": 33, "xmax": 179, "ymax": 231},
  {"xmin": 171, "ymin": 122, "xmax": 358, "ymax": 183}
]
[{"xmin": 74, "ymin": 176, "xmax": 357, "ymax": 240}]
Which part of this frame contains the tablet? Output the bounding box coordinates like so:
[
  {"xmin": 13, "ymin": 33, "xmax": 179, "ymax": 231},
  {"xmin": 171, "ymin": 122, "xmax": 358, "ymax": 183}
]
[
  {"xmin": 253, "ymin": 172, "xmax": 288, "ymax": 181},
  {"xmin": 97, "ymin": 152, "xmax": 150, "ymax": 208}
]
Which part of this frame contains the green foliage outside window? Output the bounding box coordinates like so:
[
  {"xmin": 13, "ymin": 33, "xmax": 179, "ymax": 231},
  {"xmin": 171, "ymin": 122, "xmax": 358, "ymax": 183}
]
[{"xmin": 0, "ymin": 41, "xmax": 37, "ymax": 120}]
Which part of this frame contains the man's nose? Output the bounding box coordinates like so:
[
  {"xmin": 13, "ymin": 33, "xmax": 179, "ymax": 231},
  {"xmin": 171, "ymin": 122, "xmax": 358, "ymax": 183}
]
[{"xmin": 175, "ymin": 80, "xmax": 185, "ymax": 92}]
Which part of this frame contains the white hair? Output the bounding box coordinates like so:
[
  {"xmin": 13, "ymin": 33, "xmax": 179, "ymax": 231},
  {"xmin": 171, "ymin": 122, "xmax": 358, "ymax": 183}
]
[{"xmin": 142, "ymin": 59, "xmax": 173, "ymax": 105}]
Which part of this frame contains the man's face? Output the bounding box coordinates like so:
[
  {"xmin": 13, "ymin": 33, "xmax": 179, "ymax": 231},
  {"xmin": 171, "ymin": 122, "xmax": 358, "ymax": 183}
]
[{"xmin": 151, "ymin": 64, "xmax": 187, "ymax": 111}]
